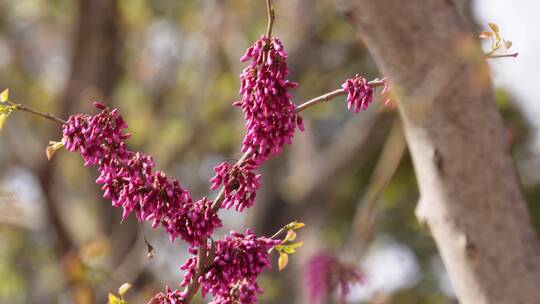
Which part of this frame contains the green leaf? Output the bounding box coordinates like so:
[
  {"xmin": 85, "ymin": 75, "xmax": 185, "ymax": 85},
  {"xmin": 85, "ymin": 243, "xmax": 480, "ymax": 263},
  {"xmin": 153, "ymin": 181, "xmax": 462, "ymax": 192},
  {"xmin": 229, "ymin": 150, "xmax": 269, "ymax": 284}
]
[
  {"xmin": 108, "ymin": 293, "xmax": 126, "ymax": 304},
  {"xmin": 284, "ymin": 230, "xmax": 297, "ymax": 242},
  {"xmin": 0, "ymin": 89, "xmax": 9, "ymax": 102},
  {"xmin": 281, "ymin": 246, "xmax": 295, "ymax": 254},
  {"xmin": 286, "ymin": 221, "xmax": 306, "ymax": 231},
  {"xmin": 488, "ymin": 22, "xmax": 502, "ymax": 45},
  {"xmin": 288, "ymin": 241, "xmax": 304, "ymax": 249},
  {"xmin": 0, "ymin": 105, "xmax": 14, "ymax": 114},
  {"xmin": 274, "ymin": 244, "xmax": 284, "ymax": 252},
  {"xmin": 278, "ymin": 252, "xmax": 288, "ymax": 271}
]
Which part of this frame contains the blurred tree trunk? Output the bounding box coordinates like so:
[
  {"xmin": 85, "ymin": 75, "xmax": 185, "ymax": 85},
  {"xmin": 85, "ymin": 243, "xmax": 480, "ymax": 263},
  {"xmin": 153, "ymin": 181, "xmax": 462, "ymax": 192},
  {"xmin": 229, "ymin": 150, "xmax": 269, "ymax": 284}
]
[
  {"xmin": 41, "ymin": 0, "xmax": 122, "ymax": 257},
  {"xmin": 342, "ymin": 1, "xmax": 540, "ymax": 303},
  {"xmin": 37, "ymin": 0, "xmax": 122, "ymax": 302}
]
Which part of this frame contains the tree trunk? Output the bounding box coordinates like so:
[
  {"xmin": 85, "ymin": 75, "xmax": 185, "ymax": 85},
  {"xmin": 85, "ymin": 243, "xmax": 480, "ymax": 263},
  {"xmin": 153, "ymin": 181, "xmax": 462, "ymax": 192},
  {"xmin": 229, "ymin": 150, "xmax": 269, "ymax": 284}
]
[
  {"xmin": 342, "ymin": 1, "xmax": 540, "ymax": 303},
  {"xmin": 35, "ymin": 0, "xmax": 122, "ymax": 302}
]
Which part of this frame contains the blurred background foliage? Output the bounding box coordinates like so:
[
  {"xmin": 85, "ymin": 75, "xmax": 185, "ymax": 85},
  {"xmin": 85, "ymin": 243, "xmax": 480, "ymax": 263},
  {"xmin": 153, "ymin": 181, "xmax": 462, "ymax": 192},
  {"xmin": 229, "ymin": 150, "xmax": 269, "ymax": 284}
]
[{"xmin": 0, "ymin": 0, "xmax": 538, "ymax": 303}]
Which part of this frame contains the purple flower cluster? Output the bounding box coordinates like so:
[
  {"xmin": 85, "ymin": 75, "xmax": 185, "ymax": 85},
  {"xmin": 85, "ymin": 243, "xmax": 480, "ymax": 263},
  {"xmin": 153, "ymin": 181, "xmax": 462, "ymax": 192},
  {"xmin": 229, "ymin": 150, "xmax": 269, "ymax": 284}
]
[
  {"xmin": 180, "ymin": 229, "xmax": 279, "ymax": 303},
  {"xmin": 305, "ymin": 252, "xmax": 364, "ymax": 303},
  {"xmin": 165, "ymin": 197, "xmax": 222, "ymax": 245},
  {"xmin": 236, "ymin": 35, "xmax": 304, "ymax": 164},
  {"xmin": 62, "ymin": 102, "xmax": 130, "ymax": 166},
  {"xmin": 342, "ymin": 75, "xmax": 374, "ymax": 113},
  {"xmin": 210, "ymin": 160, "xmax": 261, "ymax": 211},
  {"xmin": 60, "ymin": 10, "xmax": 387, "ymax": 301},
  {"xmin": 210, "ymin": 280, "xmax": 261, "ymax": 304},
  {"xmin": 148, "ymin": 286, "xmax": 185, "ymax": 304},
  {"xmin": 63, "ymin": 102, "xmax": 221, "ymax": 247}
]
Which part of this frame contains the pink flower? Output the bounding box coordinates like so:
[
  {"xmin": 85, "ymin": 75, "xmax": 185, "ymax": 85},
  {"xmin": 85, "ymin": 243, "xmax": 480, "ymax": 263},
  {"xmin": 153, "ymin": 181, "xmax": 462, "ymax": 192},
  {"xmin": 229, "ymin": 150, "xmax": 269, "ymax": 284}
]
[
  {"xmin": 164, "ymin": 197, "xmax": 222, "ymax": 246},
  {"xmin": 237, "ymin": 35, "xmax": 303, "ymax": 164},
  {"xmin": 180, "ymin": 229, "xmax": 280, "ymax": 303},
  {"xmin": 210, "ymin": 160, "xmax": 261, "ymax": 211},
  {"xmin": 305, "ymin": 252, "xmax": 364, "ymax": 303},
  {"xmin": 148, "ymin": 286, "xmax": 185, "ymax": 304},
  {"xmin": 97, "ymin": 151, "xmax": 155, "ymax": 221},
  {"xmin": 62, "ymin": 102, "xmax": 130, "ymax": 166},
  {"xmin": 342, "ymin": 75, "xmax": 374, "ymax": 113},
  {"xmin": 209, "ymin": 279, "xmax": 261, "ymax": 304},
  {"xmin": 63, "ymin": 103, "xmax": 221, "ymax": 247}
]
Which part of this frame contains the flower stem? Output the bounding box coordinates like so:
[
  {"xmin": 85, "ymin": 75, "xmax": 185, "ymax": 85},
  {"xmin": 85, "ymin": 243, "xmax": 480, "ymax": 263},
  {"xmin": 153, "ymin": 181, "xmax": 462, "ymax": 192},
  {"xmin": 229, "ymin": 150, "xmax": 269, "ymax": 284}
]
[
  {"xmin": 295, "ymin": 79, "xmax": 385, "ymax": 112},
  {"xmin": 5, "ymin": 79, "xmax": 386, "ymax": 304},
  {"xmin": 209, "ymin": 78, "xmax": 385, "ymax": 212},
  {"xmin": 266, "ymin": 0, "xmax": 275, "ymax": 38},
  {"xmin": 182, "ymin": 245, "xmax": 208, "ymax": 302},
  {"xmin": 2, "ymin": 100, "xmax": 67, "ymax": 124},
  {"xmin": 269, "ymin": 225, "xmax": 288, "ymax": 240},
  {"xmin": 487, "ymin": 52, "xmax": 518, "ymax": 59}
]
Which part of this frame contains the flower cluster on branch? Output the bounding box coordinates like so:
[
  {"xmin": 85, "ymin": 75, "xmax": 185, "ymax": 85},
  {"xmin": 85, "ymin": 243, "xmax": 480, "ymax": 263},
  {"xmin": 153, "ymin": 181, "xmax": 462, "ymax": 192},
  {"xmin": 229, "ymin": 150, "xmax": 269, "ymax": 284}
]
[
  {"xmin": 180, "ymin": 229, "xmax": 279, "ymax": 303},
  {"xmin": 236, "ymin": 35, "xmax": 304, "ymax": 164},
  {"xmin": 63, "ymin": 102, "xmax": 222, "ymax": 247},
  {"xmin": 342, "ymin": 75, "xmax": 374, "ymax": 113},
  {"xmin": 57, "ymin": 3, "xmax": 389, "ymax": 301},
  {"xmin": 210, "ymin": 160, "xmax": 261, "ymax": 212},
  {"xmin": 147, "ymin": 286, "xmax": 185, "ymax": 304}
]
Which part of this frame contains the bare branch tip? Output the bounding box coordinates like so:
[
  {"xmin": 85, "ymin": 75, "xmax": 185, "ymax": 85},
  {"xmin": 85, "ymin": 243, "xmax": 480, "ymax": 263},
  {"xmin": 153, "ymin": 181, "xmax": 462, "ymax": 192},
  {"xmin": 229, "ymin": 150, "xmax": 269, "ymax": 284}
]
[{"xmin": 486, "ymin": 52, "xmax": 519, "ymax": 59}]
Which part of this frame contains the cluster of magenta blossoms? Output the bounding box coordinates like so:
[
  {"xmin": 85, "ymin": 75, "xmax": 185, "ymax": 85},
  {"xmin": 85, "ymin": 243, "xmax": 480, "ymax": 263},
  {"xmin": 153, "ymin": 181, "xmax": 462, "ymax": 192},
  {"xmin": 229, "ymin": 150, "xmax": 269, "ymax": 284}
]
[
  {"xmin": 342, "ymin": 75, "xmax": 374, "ymax": 113},
  {"xmin": 210, "ymin": 280, "xmax": 261, "ymax": 304},
  {"xmin": 63, "ymin": 102, "xmax": 282, "ymax": 303},
  {"xmin": 305, "ymin": 252, "xmax": 364, "ymax": 303},
  {"xmin": 61, "ymin": 20, "xmax": 384, "ymax": 301},
  {"xmin": 62, "ymin": 102, "xmax": 222, "ymax": 247},
  {"xmin": 210, "ymin": 159, "xmax": 261, "ymax": 211},
  {"xmin": 180, "ymin": 229, "xmax": 279, "ymax": 303},
  {"xmin": 148, "ymin": 286, "xmax": 184, "ymax": 304},
  {"xmin": 236, "ymin": 34, "xmax": 304, "ymax": 165}
]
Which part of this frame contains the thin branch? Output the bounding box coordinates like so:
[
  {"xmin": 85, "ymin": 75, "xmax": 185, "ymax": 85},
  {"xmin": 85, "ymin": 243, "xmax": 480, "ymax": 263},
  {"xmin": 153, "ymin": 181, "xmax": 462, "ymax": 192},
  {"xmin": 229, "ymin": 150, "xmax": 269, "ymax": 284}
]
[
  {"xmin": 485, "ymin": 44, "xmax": 500, "ymax": 57},
  {"xmin": 295, "ymin": 89, "xmax": 345, "ymax": 112},
  {"xmin": 266, "ymin": 0, "xmax": 275, "ymax": 38},
  {"xmin": 269, "ymin": 225, "xmax": 288, "ymax": 240},
  {"xmin": 267, "ymin": 224, "xmax": 291, "ymax": 254},
  {"xmin": 487, "ymin": 52, "xmax": 518, "ymax": 59},
  {"xmin": 182, "ymin": 244, "xmax": 209, "ymax": 302},
  {"xmin": 2, "ymin": 101, "xmax": 67, "ymax": 124},
  {"xmin": 4, "ymin": 79, "xmax": 385, "ymax": 302},
  {"xmin": 181, "ymin": 81, "xmax": 384, "ymax": 302},
  {"xmin": 5, "ymin": 76, "xmax": 386, "ymax": 304},
  {"xmin": 210, "ymin": 79, "xmax": 384, "ymax": 212},
  {"xmin": 295, "ymin": 79, "xmax": 385, "ymax": 112}
]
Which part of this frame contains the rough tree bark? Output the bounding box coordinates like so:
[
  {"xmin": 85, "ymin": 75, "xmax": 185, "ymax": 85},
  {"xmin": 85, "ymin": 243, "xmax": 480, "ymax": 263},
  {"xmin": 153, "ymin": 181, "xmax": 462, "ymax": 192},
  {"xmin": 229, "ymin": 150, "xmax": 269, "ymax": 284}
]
[{"xmin": 342, "ymin": 1, "xmax": 540, "ymax": 303}]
